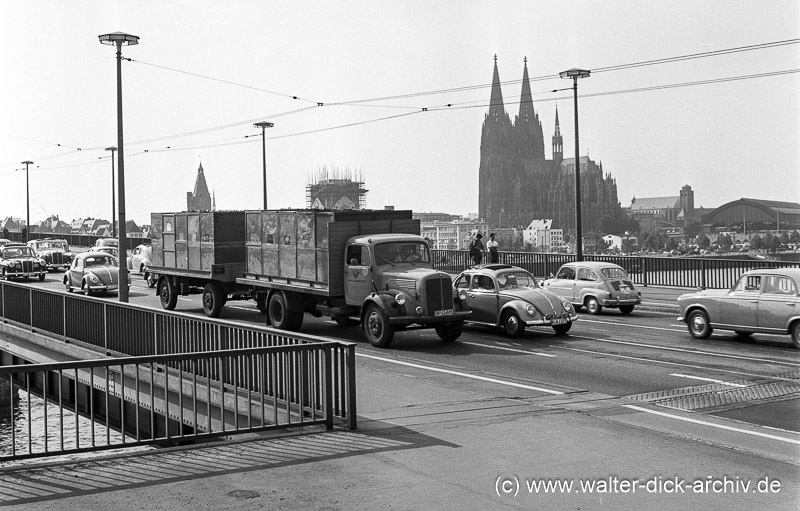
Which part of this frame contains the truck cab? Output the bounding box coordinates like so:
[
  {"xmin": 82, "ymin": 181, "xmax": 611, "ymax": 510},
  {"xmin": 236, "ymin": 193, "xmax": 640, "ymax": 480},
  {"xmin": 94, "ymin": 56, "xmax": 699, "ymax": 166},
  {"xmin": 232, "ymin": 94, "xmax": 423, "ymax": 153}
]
[{"xmin": 343, "ymin": 233, "xmax": 470, "ymax": 347}]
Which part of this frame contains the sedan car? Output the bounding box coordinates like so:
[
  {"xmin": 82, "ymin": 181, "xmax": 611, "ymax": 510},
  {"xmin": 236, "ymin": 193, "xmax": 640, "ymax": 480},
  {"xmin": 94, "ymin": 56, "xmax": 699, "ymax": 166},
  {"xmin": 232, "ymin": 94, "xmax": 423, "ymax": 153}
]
[
  {"xmin": 95, "ymin": 246, "xmax": 120, "ymax": 260},
  {"xmin": 677, "ymin": 268, "xmax": 800, "ymax": 348},
  {"xmin": 127, "ymin": 244, "xmax": 152, "ymax": 275},
  {"xmin": 0, "ymin": 245, "xmax": 47, "ymax": 281},
  {"xmin": 63, "ymin": 251, "xmax": 130, "ymax": 295},
  {"xmin": 95, "ymin": 237, "xmax": 119, "ymax": 248},
  {"xmin": 541, "ymin": 261, "xmax": 641, "ymax": 315},
  {"xmin": 27, "ymin": 238, "xmax": 73, "ymax": 271},
  {"xmin": 453, "ymin": 264, "xmax": 577, "ymax": 337}
]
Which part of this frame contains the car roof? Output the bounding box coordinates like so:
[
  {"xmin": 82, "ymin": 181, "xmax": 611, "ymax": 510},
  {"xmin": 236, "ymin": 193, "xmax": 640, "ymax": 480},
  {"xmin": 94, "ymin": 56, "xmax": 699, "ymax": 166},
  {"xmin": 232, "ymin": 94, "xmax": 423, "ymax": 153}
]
[
  {"xmin": 743, "ymin": 268, "xmax": 800, "ymax": 279},
  {"xmin": 77, "ymin": 251, "xmax": 114, "ymax": 259},
  {"xmin": 461, "ymin": 264, "xmax": 532, "ymax": 275},
  {"xmin": 561, "ymin": 261, "xmax": 624, "ymax": 270}
]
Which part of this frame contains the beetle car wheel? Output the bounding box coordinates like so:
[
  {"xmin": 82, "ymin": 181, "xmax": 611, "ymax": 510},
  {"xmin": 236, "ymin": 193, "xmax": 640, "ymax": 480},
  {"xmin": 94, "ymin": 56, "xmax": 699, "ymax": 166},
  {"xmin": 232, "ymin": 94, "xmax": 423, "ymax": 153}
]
[
  {"xmin": 619, "ymin": 305, "xmax": 635, "ymax": 315},
  {"xmin": 363, "ymin": 304, "xmax": 394, "ymax": 348},
  {"xmin": 82, "ymin": 281, "xmax": 93, "ymax": 296},
  {"xmin": 202, "ymin": 282, "xmax": 226, "ymax": 318},
  {"xmin": 688, "ymin": 310, "xmax": 712, "ymax": 339},
  {"xmin": 790, "ymin": 322, "xmax": 800, "ymax": 349},
  {"xmin": 158, "ymin": 278, "xmax": 178, "ymax": 310},
  {"xmin": 585, "ymin": 297, "xmax": 602, "ymax": 315},
  {"xmin": 502, "ymin": 310, "xmax": 525, "ymax": 338},
  {"xmin": 435, "ymin": 320, "xmax": 464, "ymax": 342},
  {"xmin": 552, "ymin": 322, "xmax": 572, "ymax": 335}
]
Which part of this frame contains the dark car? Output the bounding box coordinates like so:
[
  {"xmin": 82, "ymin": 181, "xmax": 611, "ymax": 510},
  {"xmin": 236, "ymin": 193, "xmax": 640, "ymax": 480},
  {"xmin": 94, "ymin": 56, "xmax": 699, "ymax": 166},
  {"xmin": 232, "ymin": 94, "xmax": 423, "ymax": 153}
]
[
  {"xmin": 0, "ymin": 245, "xmax": 47, "ymax": 281},
  {"xmin": 63, "ymin": 251, "xmax": 130, "ymax": 296},
  {"xmin": 452, "ymin": 264, "xmax": 577, "ymax": 337},
  {"xmin": 541, "ymin": 261, "xmax": 641, "ymax": 315},
  {"xmin": 27, "ymin": 238, "xmax": 73, "ymax": 271},
  {"xmin": 677, "ymin": 268, "xmax": 800, "ymax": 348},
  {"xmin": 95, "ymin": 238, "xmax": 119, "ymax": 249}
]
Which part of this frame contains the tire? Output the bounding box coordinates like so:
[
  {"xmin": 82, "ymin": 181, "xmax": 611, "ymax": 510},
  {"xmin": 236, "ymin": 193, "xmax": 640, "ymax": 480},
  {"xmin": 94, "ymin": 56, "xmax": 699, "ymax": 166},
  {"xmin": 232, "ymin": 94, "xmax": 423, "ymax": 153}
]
[
  {"xmin": 82, "ymin": 280, "xmax": 93, "ymax": 296},
  {"xmin": 334, "ymin": 314, "xmax": 358, "ymax": 327},
  {"xmin": 268, "ymin": 293, "xmax": 302, "ymax": 331},
  {"xmin": 792, "ymin": 322, "xmax": 800, "ymax": 349},
  {"xmin": 435, "ymin": 320, "xmax": 463, "ymax": 342},
  {"xmin": 585, "ymin": 297, "xmax": 603, "ymax": 315},
  {"xmin": 146, "ymin": 272, "xmax": 157, "ymax": 288},
  {"xmin": 202, "ymin": 282, "xmax": 226, "ymax": 318},
  {"xmin": 256, "ymin": 293, "xmax": 267, "ymax": 314},
  {"xmin": 158, "ymin": 277, "xmax": 178, "ymax": 310},
  {"xmin": 687, "ymin": 310, "xmax": 712, "ymax": 339},
  {"xmin": 363, "ymin": 303, "xmax": 394, "ymax": 348},
  {"xmin": 552, "ymin": 322, "xmax": 572, "ymax": 335},
  {"xmin": 38, "ymin": 273, "xmax": 45, "ymax": 281},
  {"xmin": 501, "ymin": 310, "xmax": 525, "ymax": 338},
  {"xmin": 619, "ymin": 304, "xmax": 635, "ymax": 315},
  {"xmin": 64, "ymin": 277, "xmax": 72, "ymax": 293}
]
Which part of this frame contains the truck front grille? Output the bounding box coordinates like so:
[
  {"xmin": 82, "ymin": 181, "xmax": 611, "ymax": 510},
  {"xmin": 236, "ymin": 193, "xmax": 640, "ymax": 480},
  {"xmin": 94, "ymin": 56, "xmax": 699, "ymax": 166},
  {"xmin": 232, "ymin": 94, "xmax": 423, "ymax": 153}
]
[{"xmin": 425, "ymin": 277, "xmax": 451, "ymax": 312}]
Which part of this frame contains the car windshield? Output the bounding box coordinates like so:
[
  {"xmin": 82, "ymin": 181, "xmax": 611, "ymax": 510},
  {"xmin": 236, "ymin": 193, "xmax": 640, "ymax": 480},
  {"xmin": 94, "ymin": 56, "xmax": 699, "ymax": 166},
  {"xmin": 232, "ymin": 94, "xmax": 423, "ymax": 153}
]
[
  {"xmin": 601, "ymin": 267, "xmax": 628, "ymax": 279},
  {"xmin": 497, "ymin": 271, "xmax": 538, "ymax": 289},
  {"xmin": 85, "ymin": 256, "xmax": 115, "ymax": 267},
  {"xmin": 2, "ymin": 247, "xmax": 33, "ymax": 258},
  {"xmin": 36, "ymin": 241, "xmax": 67, "ymax": 250},
  {"xmin": 374, "ymin": 242, "xmax": 430, "ymax": 266}
]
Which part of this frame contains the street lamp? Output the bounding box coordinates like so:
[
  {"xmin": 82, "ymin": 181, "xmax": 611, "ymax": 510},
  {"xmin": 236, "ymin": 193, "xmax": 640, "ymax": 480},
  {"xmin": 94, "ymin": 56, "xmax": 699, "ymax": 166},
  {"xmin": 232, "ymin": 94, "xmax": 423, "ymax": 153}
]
[
  {"xmin": 254, "ymin": 121, "xmax": 274, "ymax": 210},
  {"xmin": 21, "ymin": 160, "xmax": 33, "ymax": 242},
  {"xmin": 105, "ymin": 146, "xmax": 117, "ymax": 236},
  {"xmin": 559, "ymin": 68, "xmax": 590, "ymax": 261},
  {"xmin": 99, "ymin": 31, "xmax": 139, "ymax": 303}
]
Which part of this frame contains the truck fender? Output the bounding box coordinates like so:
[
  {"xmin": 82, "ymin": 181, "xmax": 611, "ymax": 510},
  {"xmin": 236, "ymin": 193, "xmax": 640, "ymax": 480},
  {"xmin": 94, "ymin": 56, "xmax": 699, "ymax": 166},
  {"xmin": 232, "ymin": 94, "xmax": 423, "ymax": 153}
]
[
  {"xmin": 268, "ymin": 289, "xmax": 304, "ymax": 313},
  {"xmin": 359, "ymin": 294, "xmax": 393, "ymax": 323}
]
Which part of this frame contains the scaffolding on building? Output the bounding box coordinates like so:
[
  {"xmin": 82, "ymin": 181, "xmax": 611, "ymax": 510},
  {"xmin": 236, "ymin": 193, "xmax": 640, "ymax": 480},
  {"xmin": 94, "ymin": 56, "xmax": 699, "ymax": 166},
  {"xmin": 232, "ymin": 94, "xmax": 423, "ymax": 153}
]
[{"xmin": 306, "ymin": 165, "xmax": 368, "ymax": 210}]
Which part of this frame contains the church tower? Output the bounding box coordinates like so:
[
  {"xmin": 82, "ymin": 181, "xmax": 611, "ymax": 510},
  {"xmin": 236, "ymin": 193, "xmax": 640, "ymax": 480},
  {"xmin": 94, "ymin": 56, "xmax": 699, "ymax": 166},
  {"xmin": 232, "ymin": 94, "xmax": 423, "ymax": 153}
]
[
  {"xmin": 187, "ymin": 162, "xmax": 212, "ymax": 211},
  {"xmin": 552, "ymin": 105, "xmax": 563, "ymax": 165}
]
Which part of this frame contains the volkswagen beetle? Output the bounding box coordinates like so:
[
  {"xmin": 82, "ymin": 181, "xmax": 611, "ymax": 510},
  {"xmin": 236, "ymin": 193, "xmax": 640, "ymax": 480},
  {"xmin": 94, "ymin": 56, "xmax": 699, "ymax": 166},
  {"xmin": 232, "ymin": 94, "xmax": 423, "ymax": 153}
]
[
  {"xmin": 64, "ymin": 251, "xmax": 130, "ymax": 295},
  {"xmin": 453, "ymin": 264, "xmax": 576, "ymax": 337}
]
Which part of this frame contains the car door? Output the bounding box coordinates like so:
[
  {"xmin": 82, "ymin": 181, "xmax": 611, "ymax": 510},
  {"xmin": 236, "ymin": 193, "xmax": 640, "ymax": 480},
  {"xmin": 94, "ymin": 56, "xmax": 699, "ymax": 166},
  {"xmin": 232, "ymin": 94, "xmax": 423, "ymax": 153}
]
[
  {"xmin": 574, "ymin": 267, "xmax": 599, "ymax": 302},
  {"xmin": 758, "ymin": 275, "xmax": 799, "ymax": 332},
  {"xmin": 67, "ymin": 258, "xmax": 83, "ymax": 287},
  {"xmin": 545, "ymin": 265, "xmax": 577, "ymax": 302},
  {"xmin": 468, "ymin": 274, "xmax": 499, "ymax": 323},
  {"xmin": 719, "ymin": 274, "xmax": 760, "ymax": 328}
]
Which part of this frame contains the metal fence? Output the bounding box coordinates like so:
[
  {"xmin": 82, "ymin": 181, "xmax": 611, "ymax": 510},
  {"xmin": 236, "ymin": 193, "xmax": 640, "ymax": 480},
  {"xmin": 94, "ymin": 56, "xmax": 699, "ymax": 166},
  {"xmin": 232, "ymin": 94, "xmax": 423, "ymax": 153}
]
[
  {"xmin": 432, "ymin": 249, "xmax": 800, "ymax": 289},
  {"xmin": 3, "ymin": 231, "xmax": 149, "ymax": 251},
  {"xmin": 0, "ymin": 281, "xmax": 357, "ymax": 460}
]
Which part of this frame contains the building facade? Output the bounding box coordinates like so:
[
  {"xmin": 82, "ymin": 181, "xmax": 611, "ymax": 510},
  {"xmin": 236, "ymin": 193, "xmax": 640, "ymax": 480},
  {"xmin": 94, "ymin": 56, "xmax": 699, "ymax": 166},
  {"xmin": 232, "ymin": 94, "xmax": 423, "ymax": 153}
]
[
  {"xmin": 478, "ymin": 56, "xmax": 625, "ymax": 232},
  {"xmin": 306, "ymin": 167, "xmax": 367, "ymax": 210}
]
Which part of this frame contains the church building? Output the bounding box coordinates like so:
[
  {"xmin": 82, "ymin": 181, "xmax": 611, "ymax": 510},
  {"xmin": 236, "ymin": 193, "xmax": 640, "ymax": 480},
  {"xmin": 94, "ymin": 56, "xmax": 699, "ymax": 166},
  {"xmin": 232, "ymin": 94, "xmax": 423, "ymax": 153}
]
[{"xmin": 187, "ymin": 162, "xmax": 214, "ymax": 212}]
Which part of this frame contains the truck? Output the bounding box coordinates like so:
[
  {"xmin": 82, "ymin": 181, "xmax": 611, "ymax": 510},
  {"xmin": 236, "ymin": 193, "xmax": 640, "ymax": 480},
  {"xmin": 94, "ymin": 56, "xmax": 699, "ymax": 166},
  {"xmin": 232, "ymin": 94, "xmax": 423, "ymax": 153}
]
[{"xmin": 148, "ymin": 209, "xmax": 470, "ymax": 347}]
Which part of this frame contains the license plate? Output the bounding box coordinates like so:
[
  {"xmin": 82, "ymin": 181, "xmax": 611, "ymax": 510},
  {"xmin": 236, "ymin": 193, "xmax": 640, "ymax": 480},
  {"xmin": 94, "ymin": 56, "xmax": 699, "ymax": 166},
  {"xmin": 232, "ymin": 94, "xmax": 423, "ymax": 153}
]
[
  {"xmin": 551, "ymin": 318, "xmax": 568, "ymax": 325},
  {"xmin": 435, "ymin": 309, "xmax": 454, "ymax": 317}
]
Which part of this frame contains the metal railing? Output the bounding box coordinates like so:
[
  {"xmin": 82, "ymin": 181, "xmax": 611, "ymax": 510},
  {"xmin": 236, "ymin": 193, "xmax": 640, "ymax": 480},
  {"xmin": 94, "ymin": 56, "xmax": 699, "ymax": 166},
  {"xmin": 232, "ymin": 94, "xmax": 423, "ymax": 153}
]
[
  {"xmin": 432, "ymin": 249, "xmax": 800, "ymax": 289},
  {"xmin": 0, "ymin": 281, "xmax": 357, "ymax": 460}
]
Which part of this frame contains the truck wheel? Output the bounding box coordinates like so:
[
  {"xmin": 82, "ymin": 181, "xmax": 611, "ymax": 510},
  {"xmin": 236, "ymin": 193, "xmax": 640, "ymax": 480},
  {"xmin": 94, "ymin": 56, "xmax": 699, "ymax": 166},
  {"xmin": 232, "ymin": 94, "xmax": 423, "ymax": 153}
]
[
  {"xmin": 363, "ymin": 304, "xmax": 394, "ymax": 348},
  {"xmin": 435, "ymin": 320, "xmax": 463, "ymax": 342},
  {"xmin": 268, "ymin": 293, "xmax": 301, "ymax": 330},
  {"xmin": 256, "ymin": 293, "xmax": 267, "ymax": 314},
  {"xmin": 158, "ymin": 277, "xmax": 178, "ymax": 310},
  {"xmin": 202, "ymin": 282, "xmax": 226, "ymax": 318}
]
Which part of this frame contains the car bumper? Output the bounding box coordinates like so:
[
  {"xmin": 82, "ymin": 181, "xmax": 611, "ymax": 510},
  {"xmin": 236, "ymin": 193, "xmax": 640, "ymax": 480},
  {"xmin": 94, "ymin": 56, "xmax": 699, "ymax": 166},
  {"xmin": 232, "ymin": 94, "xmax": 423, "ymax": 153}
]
[
  {"xmin": 45, "ymin": 263, "xmax": 70, "ymax": 270},
  {"xmin": 389, "ymin": 310, "xmax": 472, "ymax": 325},
  {"xmin": 601, "ymin": 297, "xmax": 641, "ymax": 307},
  {"xmin": 525, "ymin": 312, "xmax": 578, "ymax": 327},
  {"xmin": 5, "ymin": 270, "xmax": 46, "ymax": 278}
]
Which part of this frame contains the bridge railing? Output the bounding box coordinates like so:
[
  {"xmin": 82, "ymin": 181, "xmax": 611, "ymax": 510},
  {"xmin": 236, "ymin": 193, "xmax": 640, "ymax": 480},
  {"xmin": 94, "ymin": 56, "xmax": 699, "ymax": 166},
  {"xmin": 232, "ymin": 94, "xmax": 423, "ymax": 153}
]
[{"xmin": 431, "ymin": 249, "xmax": 800, "ymax": 289}]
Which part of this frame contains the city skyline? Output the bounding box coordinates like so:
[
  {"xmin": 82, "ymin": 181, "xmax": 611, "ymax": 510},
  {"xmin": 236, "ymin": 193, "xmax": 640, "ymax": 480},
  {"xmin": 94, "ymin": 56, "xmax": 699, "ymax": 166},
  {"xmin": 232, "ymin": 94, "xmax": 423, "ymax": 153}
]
[{"xmin": 1, "ymin": 1, "xmax": 798, "ymax": 228}]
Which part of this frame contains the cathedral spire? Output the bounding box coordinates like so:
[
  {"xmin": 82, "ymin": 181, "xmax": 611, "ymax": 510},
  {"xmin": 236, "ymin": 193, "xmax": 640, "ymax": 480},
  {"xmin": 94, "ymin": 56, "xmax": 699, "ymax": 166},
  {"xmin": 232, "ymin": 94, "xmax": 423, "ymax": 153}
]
[
  {"xmin": 518, "ymin": 56, "xmax": 535, "ymax": 121},
  {"xmin": 488, "ymin": 54, "xmax": 505, "ymax": 119},
  {"xmin": 553, "ymin": 104, "xmax": 563, "ymax": 163}
]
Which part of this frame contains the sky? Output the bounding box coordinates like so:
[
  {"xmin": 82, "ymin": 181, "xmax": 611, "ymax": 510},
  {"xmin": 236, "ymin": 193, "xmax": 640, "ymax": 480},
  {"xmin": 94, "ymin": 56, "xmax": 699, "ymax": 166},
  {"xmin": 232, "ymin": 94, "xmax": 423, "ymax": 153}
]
[{"xmin": 1, "ymin": 0, "xmax": 798, "ymax": 228}]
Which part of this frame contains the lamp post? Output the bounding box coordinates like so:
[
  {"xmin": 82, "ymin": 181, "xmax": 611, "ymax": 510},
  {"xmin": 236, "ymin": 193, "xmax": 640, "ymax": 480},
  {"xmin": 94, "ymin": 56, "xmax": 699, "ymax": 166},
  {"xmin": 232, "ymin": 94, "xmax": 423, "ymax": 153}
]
[
  {"xmin": 99, "ymin": 31, "xmax": 139, "ymax": 303},
  {"xmin": 559, "ymin": 68, "xmax": 591, "ymax": 261},
  {"xmin": 21, "ymin": 160, "xmax": 33, "ymax": 242},
  {"xmin": 254, "ymin": 121, "xmax": 274, "ymax": 210},
  {"xmin": 105, "ymin": 146, "xmax": 117, "ymax": 236}
]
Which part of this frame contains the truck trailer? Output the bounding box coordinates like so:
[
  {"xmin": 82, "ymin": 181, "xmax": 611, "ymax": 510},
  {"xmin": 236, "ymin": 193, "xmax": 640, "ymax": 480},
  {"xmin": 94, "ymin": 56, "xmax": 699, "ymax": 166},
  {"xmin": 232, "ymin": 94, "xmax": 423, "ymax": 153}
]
[{"xmin": 148, "ymin": 209, "xmax": 470, "ymax": 347}]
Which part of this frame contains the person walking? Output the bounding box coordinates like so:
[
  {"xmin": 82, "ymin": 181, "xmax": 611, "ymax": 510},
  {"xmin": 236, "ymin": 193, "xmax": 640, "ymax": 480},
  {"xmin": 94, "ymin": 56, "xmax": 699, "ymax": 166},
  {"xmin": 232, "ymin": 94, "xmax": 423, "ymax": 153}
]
[
  {"xmin": 487, "ymin": 232, "xmax": 499, "ymax": 263},
  {"xmin": 469, "ymin": 233, "xmax": 484, "ymax": 266}
]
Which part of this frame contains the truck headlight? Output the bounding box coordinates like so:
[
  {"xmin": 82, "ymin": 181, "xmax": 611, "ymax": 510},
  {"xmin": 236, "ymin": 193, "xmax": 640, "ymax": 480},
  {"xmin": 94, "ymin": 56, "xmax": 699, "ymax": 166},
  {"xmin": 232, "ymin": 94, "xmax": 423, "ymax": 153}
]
[{"xmin": 395, "ymin": 293, "xmax": 406, "ymax": 306}]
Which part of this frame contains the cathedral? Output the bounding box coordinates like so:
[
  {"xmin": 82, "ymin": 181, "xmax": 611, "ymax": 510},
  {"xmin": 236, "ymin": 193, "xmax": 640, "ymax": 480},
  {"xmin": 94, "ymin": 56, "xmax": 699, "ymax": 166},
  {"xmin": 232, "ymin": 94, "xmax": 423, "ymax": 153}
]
[{"xmin": 479, "ymin": 56, "xmax": 625, "ymax": 232}]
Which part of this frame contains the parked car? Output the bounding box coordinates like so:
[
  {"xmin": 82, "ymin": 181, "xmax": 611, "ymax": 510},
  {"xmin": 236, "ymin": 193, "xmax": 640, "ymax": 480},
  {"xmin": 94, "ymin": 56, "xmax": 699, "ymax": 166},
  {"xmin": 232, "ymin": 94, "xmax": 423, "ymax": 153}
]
[
  {"xmin": 0, "ymin": 239, "xmax": 13, "ymax": 248},
  {"xmin": 95, "ymin": 246, "xmax": 121, "ymax": 260},
  {"xmin": 677, "ymin": 268, "xmax": 800, "ymax": 348},
  {"xmin": 452, "ymin": 264, "xmax": 576, "ymax": 337},
  {"xmin": 63, "ymin": 251, "xmax": 130, "ymax": 296},
  {"xmin": 27, "ymin": 238, "xmax": 73, "ymax": 271},
  {"xmin": 541, "ymin": 261, "xmax": 641, "ymax": 315},
  {"xmin": 127, "ymin": 244, "xmax": 152, "ymax": 275},
  {"xmin": 0, "ymin": 244, "xmax": 47, "ymax": 281}
]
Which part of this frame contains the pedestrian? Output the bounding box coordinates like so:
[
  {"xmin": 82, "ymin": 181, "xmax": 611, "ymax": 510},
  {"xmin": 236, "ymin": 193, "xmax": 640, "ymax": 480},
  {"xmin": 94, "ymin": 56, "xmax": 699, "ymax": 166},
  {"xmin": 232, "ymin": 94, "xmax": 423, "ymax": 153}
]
[
  {"xmin": 487, "ymin": 232, "xmax": 499, "ymax": 263},
  {"xmin": 469, "ymin": 233, "xmax": 484, "ymax": 266}
]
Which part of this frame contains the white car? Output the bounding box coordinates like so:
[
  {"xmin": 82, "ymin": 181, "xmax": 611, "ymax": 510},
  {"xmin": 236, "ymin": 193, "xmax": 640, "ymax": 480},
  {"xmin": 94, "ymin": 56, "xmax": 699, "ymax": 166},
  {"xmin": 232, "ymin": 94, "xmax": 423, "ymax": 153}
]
[{"xmin": 127, "ymin": 244, "xmax": 152, "ymax": 274}]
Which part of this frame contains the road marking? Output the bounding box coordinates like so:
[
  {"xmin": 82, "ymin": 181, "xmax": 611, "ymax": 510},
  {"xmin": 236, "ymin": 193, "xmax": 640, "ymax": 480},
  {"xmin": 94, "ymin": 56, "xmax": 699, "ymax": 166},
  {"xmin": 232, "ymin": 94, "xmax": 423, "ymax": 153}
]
[
  {"xmin": 461, "ymin": 341, "xmax": 557, "ymax": 356},
  {"xmin": 556, "ymin": 345, "xmax": 788, "ymax": 380},
  {"xmin": 578, "ymin": 336, "xmax": 800, "ymax": 366},
  {"xmin": 669, "ymin": 373, "xmax": 748, "ymax": 387},
  {"xmin": 622, "ymin": 404, "xmax": 800, "ymax": 445},
  {"xmin": 580, "ymin": 318, "xmax": 683, "ymax": 333},
  {"xmin": 356, "ymin": 352, "xmax": 564, "ymax": 394}
]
